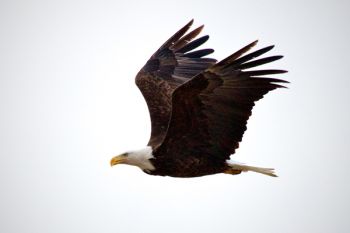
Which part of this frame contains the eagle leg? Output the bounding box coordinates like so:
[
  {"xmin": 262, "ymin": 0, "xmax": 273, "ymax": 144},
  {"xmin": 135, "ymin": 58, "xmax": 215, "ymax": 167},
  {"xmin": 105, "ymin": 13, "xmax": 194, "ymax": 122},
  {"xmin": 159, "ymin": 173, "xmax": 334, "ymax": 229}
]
[{"xmin": 224, "ymin": 169, "xmax": 242, "ymax": 175}]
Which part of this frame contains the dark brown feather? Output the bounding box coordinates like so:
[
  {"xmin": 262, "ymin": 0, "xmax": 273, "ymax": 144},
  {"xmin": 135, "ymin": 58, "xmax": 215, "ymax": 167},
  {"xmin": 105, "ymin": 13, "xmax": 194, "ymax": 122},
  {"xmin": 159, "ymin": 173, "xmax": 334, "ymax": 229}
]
[
  {"xmin": 236, "ymin": 55, "xmax": 283, "ymax": 70},
  {"xmin": 183, "ymin": 49, "xmax": 214, "ymax": 58},
  {"xmin": 157, "ymin": 19, "xmax": 194, "ymax": 51},
  {"xmin": 176, "ymin": 35, "xmax": 210, "ymax": 53},
  {"xmin": 216, "ymin": 40, "xmax": 258, "ymax": 68},
  {"xmin": 171, "ymin": 25, "xmax": 204, "ymax": 51},
  {"xmin": 229, "ymin": 45, "xmax": 275, "ymax": 67}
]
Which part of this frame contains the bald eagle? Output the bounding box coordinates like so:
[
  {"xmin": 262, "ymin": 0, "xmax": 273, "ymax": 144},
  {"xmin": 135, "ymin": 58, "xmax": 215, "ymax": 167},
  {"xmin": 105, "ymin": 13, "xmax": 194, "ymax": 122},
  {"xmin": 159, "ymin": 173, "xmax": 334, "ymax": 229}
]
[{"xmin": 110, "ymin": 20, "xmax": 287, "ymax": 177}]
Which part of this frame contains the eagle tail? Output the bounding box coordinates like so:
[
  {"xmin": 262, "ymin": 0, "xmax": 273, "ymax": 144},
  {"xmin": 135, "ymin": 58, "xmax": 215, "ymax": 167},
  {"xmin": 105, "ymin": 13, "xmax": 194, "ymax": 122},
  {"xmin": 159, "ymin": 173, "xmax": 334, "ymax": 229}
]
[{"xmin": 226, "ymin": 161, "xmax": 277, "ymax": 177}]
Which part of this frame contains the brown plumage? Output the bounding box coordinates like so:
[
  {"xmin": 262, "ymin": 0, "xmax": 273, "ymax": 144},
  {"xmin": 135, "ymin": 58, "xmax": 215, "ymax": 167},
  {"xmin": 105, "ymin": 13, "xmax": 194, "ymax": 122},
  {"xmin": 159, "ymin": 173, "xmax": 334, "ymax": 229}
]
[{"xmin": 111, "ymin": 20, "xmax": 287, "ymax": 178}]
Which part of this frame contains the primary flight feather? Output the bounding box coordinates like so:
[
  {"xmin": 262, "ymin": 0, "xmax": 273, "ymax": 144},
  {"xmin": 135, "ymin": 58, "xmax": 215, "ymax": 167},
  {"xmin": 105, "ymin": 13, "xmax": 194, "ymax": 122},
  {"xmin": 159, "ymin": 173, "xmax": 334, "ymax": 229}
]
[{"xmin": 110, "ymin": 20, "xmax": 288, "ymax": 177}]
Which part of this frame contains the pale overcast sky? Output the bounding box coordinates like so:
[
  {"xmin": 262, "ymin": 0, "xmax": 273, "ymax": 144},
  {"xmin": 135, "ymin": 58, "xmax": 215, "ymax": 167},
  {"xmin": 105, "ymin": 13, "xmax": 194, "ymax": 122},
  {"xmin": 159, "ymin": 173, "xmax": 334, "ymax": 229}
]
[{"xmin": 1, "ymin": 0, "xmax": 349, "ymax": 233}]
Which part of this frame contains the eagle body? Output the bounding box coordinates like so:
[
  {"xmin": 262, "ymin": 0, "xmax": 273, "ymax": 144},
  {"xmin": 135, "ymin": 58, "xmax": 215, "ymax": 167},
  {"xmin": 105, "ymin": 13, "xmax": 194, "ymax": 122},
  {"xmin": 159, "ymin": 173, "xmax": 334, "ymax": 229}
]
[
  {"xmin": 149, "ymin": 148, "xmax": 230, "ymax": 178},
  {"xmin": 110, "ymin": 20, "xmax": 287, "ymax": 178},
  {"xmin": 117, "ymin": 147, "xmax": 232, "ymax": 177}
]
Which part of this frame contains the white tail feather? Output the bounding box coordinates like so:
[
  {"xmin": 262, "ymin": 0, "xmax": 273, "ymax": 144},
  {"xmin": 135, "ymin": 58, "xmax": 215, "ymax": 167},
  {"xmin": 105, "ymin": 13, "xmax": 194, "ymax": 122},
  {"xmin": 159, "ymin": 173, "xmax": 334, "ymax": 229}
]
[{"xmin": 228, "ymin": 161, "xmax": 277, "ymax": 177}]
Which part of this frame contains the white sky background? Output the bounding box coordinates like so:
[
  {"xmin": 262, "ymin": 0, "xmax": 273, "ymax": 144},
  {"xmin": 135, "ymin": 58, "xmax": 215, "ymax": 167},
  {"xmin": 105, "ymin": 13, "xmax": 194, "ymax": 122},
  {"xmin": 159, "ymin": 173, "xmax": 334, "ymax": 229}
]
[{"xmin": 1, "ymin": 0, "xmax": 349, "ymax": 232}]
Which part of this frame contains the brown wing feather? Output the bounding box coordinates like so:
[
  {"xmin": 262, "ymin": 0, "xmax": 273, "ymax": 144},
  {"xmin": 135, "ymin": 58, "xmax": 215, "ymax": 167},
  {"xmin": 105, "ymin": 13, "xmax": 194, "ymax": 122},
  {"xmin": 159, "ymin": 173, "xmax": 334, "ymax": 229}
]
[
  {"xmin": 135, "ymin": 20, "xmax": 216, "ymax": 147},
  {"xmin": 155, "ymin": 41, "xmax": 288, "ymax": 163}
]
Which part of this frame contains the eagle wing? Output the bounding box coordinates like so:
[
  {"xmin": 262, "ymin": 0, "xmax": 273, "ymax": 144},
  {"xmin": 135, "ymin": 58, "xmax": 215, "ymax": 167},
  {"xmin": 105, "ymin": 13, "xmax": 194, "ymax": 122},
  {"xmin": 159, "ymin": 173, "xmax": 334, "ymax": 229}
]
[
  {"xmin": 135, "ymin": 20, "xmax": 216, "ymax": 147},
  {"xmin": 155, "ymin": 41, "xmax": 288, "ymax": 161}
]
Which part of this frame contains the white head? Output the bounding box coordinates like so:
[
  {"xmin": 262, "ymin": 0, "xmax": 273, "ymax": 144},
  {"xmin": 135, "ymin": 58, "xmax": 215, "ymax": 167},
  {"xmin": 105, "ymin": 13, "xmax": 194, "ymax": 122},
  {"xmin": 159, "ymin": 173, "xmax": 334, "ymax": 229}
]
[{"xmin": 110, "ymin": 146, "xmax": 155, "ymax": 171}]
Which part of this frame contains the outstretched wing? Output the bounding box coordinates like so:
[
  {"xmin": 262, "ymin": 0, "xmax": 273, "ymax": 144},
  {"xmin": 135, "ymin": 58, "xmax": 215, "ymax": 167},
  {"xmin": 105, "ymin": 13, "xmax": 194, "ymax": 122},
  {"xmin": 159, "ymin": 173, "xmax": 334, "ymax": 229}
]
[
  {"xmin": 155, "ymin": 41, "xmax": 288, "ymax": 162},
  {"xmin": 135, "ymin": 20, "xmax": 216, "ymax": 148}
]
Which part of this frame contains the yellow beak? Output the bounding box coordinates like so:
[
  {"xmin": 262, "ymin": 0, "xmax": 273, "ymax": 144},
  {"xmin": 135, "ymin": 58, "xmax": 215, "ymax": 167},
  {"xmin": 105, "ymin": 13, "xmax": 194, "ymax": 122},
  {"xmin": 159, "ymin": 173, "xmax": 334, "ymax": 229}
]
[{"xmin": 110, "ymin": 155, "xmax": 126, "ymax": 167}]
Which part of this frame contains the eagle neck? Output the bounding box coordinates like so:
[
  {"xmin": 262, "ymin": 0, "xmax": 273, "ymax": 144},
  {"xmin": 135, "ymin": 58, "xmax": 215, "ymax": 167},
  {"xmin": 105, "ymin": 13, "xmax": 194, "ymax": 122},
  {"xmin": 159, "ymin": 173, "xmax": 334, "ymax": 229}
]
[{"xmin": 127, "ymin": 146, "xmax": 155, "ymax": 171}]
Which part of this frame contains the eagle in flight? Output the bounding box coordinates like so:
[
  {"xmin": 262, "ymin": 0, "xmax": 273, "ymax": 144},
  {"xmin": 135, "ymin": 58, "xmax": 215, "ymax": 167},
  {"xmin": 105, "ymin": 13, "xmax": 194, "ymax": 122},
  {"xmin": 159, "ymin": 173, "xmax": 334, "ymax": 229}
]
[{"xmin": 110, "ymin": 20, "xmax": 287, "ymax": 177}]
